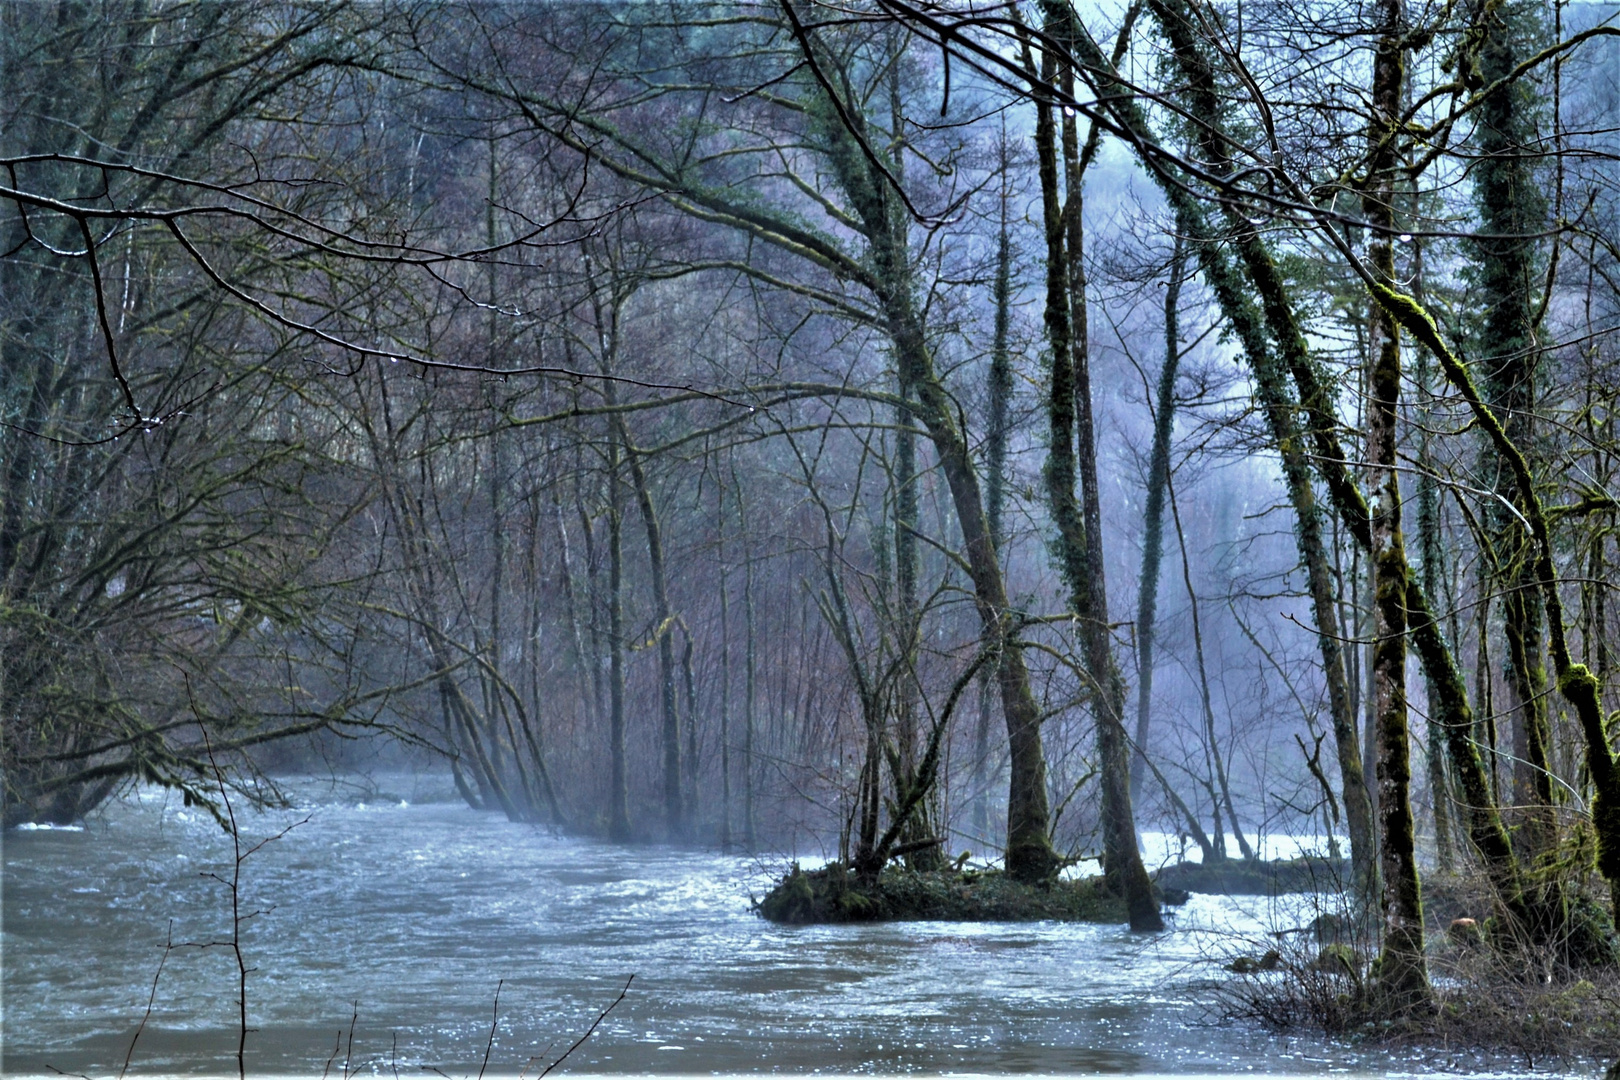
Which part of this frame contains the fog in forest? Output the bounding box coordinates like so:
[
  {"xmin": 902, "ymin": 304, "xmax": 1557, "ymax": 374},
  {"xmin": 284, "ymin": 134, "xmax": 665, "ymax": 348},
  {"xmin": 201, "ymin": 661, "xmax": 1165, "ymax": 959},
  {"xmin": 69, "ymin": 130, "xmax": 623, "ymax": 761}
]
[{"xmin": 4, "ymin": 1, "xmax": 1620, "ymax": 1075}]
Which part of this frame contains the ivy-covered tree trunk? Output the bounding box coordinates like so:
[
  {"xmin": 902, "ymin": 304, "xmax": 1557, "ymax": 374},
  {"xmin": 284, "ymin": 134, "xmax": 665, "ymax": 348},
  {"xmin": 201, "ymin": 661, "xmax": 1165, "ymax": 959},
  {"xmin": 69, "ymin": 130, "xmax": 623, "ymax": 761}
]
[
  {"xmin": 1130, "ymin": 236, "xmax": 1184, "ymax": 809},
  {"xmin": 1033, "ymin": 28, "xmax": 1161, "ymax": 929},
  {"xmin": 1364, "ymin": 0, "xmax": 1430, "ymax": 1011},
  {"xmin": 1371, "ymin": 283, "xmax": 1620, "ymax": 929},
  {"xmin": 1125, "ymin": 0, "xmax": 1377, "ymax": 899},
  {"xmin": 1472, "ymin": 0, "xmax": 1556, "ymax": 861},
  {"xmin": 795, "ymin": 41, "xmax": 1060, "ymax": 883},
  {"xmin": 972, "ymin": 143, "xmax": 1015, "ymax": 844}
]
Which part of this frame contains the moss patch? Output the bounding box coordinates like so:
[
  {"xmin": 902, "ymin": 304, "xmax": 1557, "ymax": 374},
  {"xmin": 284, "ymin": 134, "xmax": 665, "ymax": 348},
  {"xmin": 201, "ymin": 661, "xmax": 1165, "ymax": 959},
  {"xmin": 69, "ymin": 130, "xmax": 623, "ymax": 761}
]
[{"xmin": 755, "ymin": 862, "xmax": 1137, "ymax": 925}]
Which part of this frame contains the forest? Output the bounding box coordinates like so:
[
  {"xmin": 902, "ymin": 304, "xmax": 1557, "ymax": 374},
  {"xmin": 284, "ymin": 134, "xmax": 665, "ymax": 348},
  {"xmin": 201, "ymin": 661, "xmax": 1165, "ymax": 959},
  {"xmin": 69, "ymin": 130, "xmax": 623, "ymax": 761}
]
[{"xmin": 4, "ymin": 0, "xmax": 1620, "ymax": 1068}]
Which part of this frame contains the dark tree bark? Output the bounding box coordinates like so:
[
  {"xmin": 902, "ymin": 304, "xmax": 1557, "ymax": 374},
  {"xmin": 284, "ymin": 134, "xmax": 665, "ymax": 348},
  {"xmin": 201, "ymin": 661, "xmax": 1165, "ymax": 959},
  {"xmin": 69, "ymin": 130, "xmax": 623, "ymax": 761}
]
[
  {"xmin": 1415, "ymin": 395, "xmax": 1457, "ymax": 874},
  {"xmin": 1472, "ymin": 0, "xmax": 1556, "ymax": 860},
  {"xmin": 1138, "ymin": 0, "xmax": 1377, "ymax": 899},
  {"xmin": 606, "ymin": 432, "xmax": 633, "ymax": 842},
  {"xmin": 1130, "ymin": 235, "xmax": 1184, "ymax": 809},
  {"xmin": 795, "ymin": 31, "xmax": 1060, "ymax": 883},
  {"xmin": 972, "ymin": 133, "xmax": 1014, "ymax": 845},
  {"xmin": 1363, "ymin": 0, "xmax": 1430, "ymax": 1009},
  {"xmin": 615, "ymin": 431, "xmax": 684, "ymax": 838},
  {"xmin": 736, "ymin": 462, "xmax": 758, "ymax": 851},
  {"xmin": 1032, "ymin": 23, "xmax": 1160, "ymax": 927}
]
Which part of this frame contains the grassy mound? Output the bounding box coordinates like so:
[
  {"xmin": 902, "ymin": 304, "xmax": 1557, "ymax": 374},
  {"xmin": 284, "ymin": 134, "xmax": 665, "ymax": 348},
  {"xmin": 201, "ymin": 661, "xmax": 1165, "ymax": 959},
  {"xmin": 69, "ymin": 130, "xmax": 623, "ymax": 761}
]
[
  {"xmin": 754, "ymin": 862, "xmax": 1138, "ymax": 925},
  {"xmin": 1153, "ymin": 855, "xmax": 1350, "ymax": 896}
]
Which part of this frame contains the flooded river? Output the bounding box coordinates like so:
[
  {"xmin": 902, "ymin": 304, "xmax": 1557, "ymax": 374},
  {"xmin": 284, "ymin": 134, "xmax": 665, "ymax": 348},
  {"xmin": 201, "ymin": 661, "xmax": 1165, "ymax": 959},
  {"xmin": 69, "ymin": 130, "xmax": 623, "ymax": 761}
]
[{"xmin": 0, "ymin": 778, "xmax": 1567, "ymax": 1076}]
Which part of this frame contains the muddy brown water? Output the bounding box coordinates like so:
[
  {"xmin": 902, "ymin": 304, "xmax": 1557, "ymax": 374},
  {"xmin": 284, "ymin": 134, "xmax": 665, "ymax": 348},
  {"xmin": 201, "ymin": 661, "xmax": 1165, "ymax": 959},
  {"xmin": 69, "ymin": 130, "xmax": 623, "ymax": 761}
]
[{"xmin": 0, "ymin": 779, "xmax": 1571, "ymax": 1077}]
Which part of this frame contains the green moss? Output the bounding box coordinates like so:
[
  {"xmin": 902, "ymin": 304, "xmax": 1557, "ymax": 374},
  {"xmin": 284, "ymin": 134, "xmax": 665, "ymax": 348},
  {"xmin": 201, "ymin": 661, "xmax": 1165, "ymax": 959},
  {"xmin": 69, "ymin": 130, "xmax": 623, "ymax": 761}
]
[
  {"xmin": 1559, "ymin": 662, "xmax": 1600, "ymax": 698},
  {"xmin": 1367, "ymin": 282, "xmax": 1445, "ymax": 354},
  {"xmin": 1228, "ymin": 949, "xmax": 1282, "ymax": 974},
  {"xmin": 1315, "ymin": 943, "xmax": 1359, "ymax": 976},
  {"xmin": 756, "ymin": 863, "xmax": 819, "ymax": 924}
]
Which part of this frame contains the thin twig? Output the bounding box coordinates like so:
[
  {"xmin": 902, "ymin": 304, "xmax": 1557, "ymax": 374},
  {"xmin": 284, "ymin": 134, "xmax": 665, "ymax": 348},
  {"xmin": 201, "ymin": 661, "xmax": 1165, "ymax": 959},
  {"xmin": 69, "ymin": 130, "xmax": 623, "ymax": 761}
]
[
  {"xmin": 477, "ymin": 980, "xmax": 503, "ymax": 1080},
  {"xmin": 343, "ymin": 1000, "xmax": 360, "ymax": 1080},
  {"xmin": 119, "ymin": 920, "xmax": 176, "ymax": 1079},
  {"xmin": 537, "ymin": 975, "xmax": 634, "ymax": 1079}
]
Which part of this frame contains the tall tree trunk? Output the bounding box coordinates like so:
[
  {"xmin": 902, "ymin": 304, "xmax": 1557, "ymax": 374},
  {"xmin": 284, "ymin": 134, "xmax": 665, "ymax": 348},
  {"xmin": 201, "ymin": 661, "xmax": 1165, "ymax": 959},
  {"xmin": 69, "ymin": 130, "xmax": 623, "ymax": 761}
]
[
  {"xmin": 606, "ymin": 433, "xmax": 633, "ymax": 842},
  {"xmin": 1131, "ymin": 235, "xmax": 1184, "ymax": 807},
  {"xmin": 1057, "ymin": 27, "xmax": 1150, "ymax": 908},
  {"xmin": 682, "ymin": 628, "xmax": 699, "ymax": 829},
  {"xmin": 554, "ymin": 489, "xmax": 597, "ymax": 731},
  {"xmin": 737, "ymin": 463, "xmax": 758, "ymax": 851},
  {"xmin": 572, "ymin": 425, "xmax": 609, "ymax": 731},
  {"xmin": 1365, "ymin": 0, "xmax": 1430, "ymax": 1008},
  {"xmin": 893, "ymin": 389, "xmax": 941, "ymax": 868},
  {"xmin": 1032, "ymin": 29, "xmax": 1160, "ymax": 926},
  {"xmin": 719, "ymin": 473, "xmax": 734, "ymax": 851},
  {"xmin": 801, "ymin": 41, "xmax": 1060, "ymax": 883},
  {"xmin": 622, "ymin": 438, "xmax": 685, "ymax": 839},
  {"xmin": 1138, "ymin": 0, "xmax": 1378, "ymax": 900},
  {"xmin": 593, "ymin": 274, "xmax": 684, "ymax": 841},
  {"xmin": 1415, "ymin": 356, "xmax": 1456, "ymax": 873},
  {"xmin": 973, "ymin": 131, "xmax": 1015, "ymax": 846},
  {"xmin": 882, "ymin": 49, "xmax": 941, "ymax": 871},
  {"xmin": 1473, "ymin": 0, "xmax": 1555, "ymax": 861},
  {"xmin": 1072, "ymin": 0, "xmax": 1515, "ymax": 917},
  {"xmin": 1371, "ymin": 274, "xmax": 1620, "ymax": 924}
]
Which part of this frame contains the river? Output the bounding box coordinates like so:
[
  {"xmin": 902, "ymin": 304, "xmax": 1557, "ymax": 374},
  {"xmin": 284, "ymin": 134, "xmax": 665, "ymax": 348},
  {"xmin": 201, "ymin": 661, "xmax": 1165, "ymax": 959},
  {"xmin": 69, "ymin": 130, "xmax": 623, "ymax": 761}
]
[{"xmin": 0, "ymin": 777, "xmax": 1569, "ymax": 1077}]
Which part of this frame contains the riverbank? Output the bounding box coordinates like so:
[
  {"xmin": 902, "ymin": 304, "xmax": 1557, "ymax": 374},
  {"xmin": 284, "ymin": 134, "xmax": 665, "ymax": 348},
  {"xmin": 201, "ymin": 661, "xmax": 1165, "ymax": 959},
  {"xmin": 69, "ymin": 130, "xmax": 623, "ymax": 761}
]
[
  {"xmin": 754, "ymin": 854, "xmax": 1362, "ymax": 926},
  {"xmin": 754, "ymin": 862, "xmax": 1170, "ymax": 924},
  {"xmin": 1154, "ymin": 855, "xmax": 1351, "ymax": 896}
]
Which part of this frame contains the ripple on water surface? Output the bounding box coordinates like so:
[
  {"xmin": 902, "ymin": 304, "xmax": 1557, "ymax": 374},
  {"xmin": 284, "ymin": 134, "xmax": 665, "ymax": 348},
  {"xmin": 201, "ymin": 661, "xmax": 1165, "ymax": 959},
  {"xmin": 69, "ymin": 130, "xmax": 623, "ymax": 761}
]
[{"xmin": 0, "ymin": 780, "xmax": 1577, "ymax": 1077}]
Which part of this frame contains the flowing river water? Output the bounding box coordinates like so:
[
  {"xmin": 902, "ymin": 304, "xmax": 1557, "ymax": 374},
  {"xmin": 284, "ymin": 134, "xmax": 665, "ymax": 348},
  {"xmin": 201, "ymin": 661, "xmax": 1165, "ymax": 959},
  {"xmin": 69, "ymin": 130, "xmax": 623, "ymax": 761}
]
[{"xmin": 1, "ymin": 777, "xmax": 1571, "ymax": 1077}]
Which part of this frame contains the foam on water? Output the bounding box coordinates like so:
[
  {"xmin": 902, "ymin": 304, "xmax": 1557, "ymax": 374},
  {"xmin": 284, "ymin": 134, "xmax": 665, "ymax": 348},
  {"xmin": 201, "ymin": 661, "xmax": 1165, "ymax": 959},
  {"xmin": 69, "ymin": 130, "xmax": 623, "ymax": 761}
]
[{"xmin": 0, "ymin": 779, "xmax": 1581, "ymax": 1077}]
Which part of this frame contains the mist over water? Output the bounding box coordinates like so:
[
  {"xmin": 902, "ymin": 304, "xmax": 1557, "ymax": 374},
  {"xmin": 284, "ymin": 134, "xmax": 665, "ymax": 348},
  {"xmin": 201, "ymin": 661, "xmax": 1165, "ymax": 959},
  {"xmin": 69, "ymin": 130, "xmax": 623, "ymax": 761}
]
[{"xmin": 2, "ymin": 778, "xmax": 1559, "ymax": 1078}]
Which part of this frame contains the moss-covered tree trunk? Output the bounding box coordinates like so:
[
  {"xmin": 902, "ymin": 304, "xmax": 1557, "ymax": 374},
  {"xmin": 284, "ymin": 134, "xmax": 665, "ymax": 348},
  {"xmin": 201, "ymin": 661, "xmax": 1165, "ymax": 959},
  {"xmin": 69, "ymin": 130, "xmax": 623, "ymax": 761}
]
[
  {"xmin": 1063, "ymin": 0, "xmax": 1516, "ymax": 918},
  {"xmin": 973, "ymin": 139, "xmax": 1014, "ymax": 844},
  {"xmin": 801, "ymin": 43, "xmax": 1060, "ymax": 884},
  {"xmin": 1370, "ymin": 280, "xmax": 1620, "ymax": 921},
  {"xmin": 606, "ymin": 430, "xmax": 633, "ymax": 842},
  {"xmin": 1130, "ymin": 236, "xmax": 1184, "ymax": 810},
  {"xmin": 1060, "ymin": 69, "xmax": 1156, "ymax": 929},
  {"xmin": 1363, "ymin": 0, "xmax": 1430, "ymax": 1010},
  {"xmin": 1353, "ymin": 0, "xmax": 1620, "ymax": 935},
  {"xmin": 1032, "ymin": 27, "xmax": 1161, "ymax": 928},
  {"xmin": 1472, "ymin": 0, "xmax": 1556, "ymax": 861},
  {"xmin": 1123, "ymin": 0, "xmax": 1377, "ymax": 899}
]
